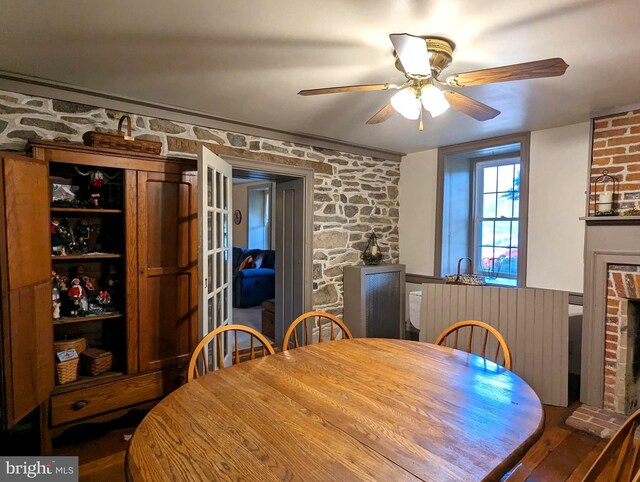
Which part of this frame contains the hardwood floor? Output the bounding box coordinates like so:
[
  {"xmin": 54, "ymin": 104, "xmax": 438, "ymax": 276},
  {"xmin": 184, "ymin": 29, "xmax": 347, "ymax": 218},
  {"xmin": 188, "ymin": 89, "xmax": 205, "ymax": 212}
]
[
  {"xmin": 507, "ymin": 403, "xmax": 607, "ymax": 481},
  {"xmin": 64, "ymin": 402, "xmax": 606, "ymax": 481}
]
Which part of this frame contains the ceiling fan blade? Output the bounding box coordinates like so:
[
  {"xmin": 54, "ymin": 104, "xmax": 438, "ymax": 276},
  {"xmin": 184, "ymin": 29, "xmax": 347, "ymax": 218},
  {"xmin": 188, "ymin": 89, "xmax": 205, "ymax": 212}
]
[
  {"xmin": 444, "ymin": 91, "xmax": 500, "ymax": 121},
  {"xmin": 298, "ymin": 84, "xmax": 392, "ymax": 96},
  {"xmin": 446, "ymin": 58, "xmax": 568, "ymax": 87},
  {"xmin": 389, "ymin": 33, "xmax": 431, "ymax": 77},
  {"xmin": 366, "ymin": 103, "xmax": 395, "ymax": 124}
]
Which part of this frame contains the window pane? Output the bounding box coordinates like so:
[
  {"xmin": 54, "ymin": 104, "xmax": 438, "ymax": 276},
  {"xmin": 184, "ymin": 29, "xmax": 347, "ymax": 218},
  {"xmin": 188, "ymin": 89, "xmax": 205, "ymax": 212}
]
[
  {"xmin": 511, "ymin": 221, "xmax": 519, "ymax": 247},
  {"xmin": 508, "ymin": 248, "xmax": 519, "ymax": 275},
  {"xmin": 497, "ymin": 193, "xmax": 514, "ymax": 218},
  {"xmin": 480, "ymin": 247, "xmax": 495, "ymax": 273},
  {"xmin": 483, "ymin": 194, "xmax": 496, "ymax": 218},
  {"xmin": 494, "ymin": 221, "xmax": 511, "ymax": 246},
  {"xmin": 483, "ymin": 166, "xmax": 497, "ymax": 193},
  {"xmin": 481, "ymin": 221, "xmax": 494, "ymax": 246},
  {"xmin": 497, "ymin": 164, "xmax": 514, "ymax": 191}
]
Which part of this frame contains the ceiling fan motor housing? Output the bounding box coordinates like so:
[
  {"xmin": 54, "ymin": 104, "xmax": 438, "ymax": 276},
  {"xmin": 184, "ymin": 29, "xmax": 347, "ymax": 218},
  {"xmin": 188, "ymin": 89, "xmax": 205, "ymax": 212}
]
[{"xmin": 394, "ymin": 36, "xmax": 455, "ymax": 78}]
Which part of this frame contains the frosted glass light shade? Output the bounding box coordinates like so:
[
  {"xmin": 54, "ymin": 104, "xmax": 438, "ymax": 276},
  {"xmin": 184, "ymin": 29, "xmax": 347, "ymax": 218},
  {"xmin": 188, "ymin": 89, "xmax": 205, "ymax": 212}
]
[
  {"xmin": 390, "ymin": 88, "xmax": 421, "ymax": 120},
  {"xmin": 421, "ymin": 84, "xmax": 450, "ymax": 117}
]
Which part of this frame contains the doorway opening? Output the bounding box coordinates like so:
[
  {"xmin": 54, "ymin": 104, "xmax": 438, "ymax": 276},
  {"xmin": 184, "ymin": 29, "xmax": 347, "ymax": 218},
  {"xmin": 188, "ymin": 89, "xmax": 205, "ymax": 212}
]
[
  {"xmin": 228, "ymin": 166, "xmax": 310, "ymax": 350},
  {"xmin": 198, "ymin": 146, "xmax": 313, "ymax": 366}
]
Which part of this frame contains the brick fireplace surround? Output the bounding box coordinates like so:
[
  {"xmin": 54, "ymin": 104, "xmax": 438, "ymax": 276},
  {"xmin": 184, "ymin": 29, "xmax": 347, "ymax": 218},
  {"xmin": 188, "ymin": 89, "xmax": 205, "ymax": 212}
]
[
  {"xmin": 604, "ymin": 265, "xmax": 640, "ymax": 413},
  {"xmin": 580, "ymin": 108, "xmax": 640, "ymax": 421}
]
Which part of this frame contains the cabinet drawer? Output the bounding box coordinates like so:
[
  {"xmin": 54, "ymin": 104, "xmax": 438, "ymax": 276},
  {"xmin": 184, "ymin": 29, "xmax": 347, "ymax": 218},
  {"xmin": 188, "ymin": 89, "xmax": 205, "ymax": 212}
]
[{"xmin": 51, "ymin": 368, "xmax": 186, "ymax": 426}]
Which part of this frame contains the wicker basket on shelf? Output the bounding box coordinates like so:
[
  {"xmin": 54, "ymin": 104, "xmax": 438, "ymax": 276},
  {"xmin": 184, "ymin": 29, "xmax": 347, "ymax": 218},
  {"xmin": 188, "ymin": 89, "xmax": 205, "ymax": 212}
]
[
  {"xmin": 55, "ymin": 358, "xmax": 79, "ymax": 385},
  {"xmin": 81, "ymin": 348, "xmax": 113, "ymax": 376},
  {"xmin": 53, "ymin": 337, "xmax": 87, "ymax": 354},
  {"xmin": 53, "ymin": 337, "xmax": 86, "ymax": 385}
]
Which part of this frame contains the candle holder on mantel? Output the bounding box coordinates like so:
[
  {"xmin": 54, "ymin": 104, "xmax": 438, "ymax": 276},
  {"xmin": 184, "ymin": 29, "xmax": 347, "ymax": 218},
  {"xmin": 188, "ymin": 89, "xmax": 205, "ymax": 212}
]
[
  {"xmin": 592, "ymin": 169, "xmax": 618, "ymax": 216},
  {"xmin": 362, "ymin": 232, "xmax": 383, "ymax": 265}
]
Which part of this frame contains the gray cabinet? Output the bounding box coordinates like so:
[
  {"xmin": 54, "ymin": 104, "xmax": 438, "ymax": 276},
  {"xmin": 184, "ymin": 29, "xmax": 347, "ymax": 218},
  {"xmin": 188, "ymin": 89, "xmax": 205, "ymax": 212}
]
[{"xmin": 343, "ymin": 264, "xmax": 405, "ymax": 339}]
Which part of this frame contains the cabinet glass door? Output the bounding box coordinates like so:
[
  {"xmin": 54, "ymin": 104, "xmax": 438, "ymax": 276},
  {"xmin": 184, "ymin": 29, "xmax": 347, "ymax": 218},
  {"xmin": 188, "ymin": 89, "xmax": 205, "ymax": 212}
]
[{"xmin": 198, "ymin": 146, "xmax": 232, "ymax": 369}]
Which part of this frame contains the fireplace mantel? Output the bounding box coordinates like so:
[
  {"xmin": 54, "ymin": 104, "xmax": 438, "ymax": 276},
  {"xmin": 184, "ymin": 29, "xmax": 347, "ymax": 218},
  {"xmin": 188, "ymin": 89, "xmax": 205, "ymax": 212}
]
[{"xmin": 581, "ymin": 216, "xmax": 640, "ymax": 225}]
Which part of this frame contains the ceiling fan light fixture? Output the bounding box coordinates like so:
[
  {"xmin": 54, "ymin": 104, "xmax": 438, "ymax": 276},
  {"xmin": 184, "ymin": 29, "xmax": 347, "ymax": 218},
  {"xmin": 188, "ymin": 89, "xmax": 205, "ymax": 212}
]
[
  {"xmin": 390, "ymin": 87, "xmax": 421, "ymax": 120},
  {"xmin": 421, "ymin": 84, "xmax": 450, "ymax": 118}
]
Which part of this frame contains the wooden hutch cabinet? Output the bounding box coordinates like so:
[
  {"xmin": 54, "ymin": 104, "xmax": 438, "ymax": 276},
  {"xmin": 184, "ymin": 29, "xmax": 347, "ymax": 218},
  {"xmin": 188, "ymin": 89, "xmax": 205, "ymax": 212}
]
[{"xmin": 0, "ymin": 141, "xmax": 197, "ymax": 451}]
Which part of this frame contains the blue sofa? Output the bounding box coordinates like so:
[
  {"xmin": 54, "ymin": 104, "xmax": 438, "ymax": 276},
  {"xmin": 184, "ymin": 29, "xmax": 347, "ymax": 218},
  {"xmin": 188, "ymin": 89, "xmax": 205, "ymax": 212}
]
[{"xmin": 232, "ymin": 247, "xmax": 276, "ymax": 308}]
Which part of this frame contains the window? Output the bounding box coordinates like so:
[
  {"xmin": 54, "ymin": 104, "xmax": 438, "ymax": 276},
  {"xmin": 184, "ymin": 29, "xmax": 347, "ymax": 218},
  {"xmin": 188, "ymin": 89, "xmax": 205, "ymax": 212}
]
[
  {"xmin": 247, "ymin": 185, "xmax": 271, "ymax": 249},
  {"xmin": 436, "ymin": 134, "xmax": 529, "ymax": 287},
  {"xmin": 474, "ymin": 159, "xmax": 520, "ymax": 287}
]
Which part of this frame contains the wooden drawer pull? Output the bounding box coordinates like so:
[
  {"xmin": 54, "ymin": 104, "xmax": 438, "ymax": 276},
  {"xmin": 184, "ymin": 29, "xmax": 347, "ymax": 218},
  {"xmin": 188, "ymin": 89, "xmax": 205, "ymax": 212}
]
[{"xmin": 71, "ymin": 400, "xmax": 88, "ymax": 411}]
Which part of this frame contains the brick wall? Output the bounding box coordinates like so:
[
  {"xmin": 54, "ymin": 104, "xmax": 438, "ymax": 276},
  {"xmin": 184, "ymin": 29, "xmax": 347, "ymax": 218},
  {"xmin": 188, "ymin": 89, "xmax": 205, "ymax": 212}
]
[
  {"xmin": 604, "ymin": 265, "xmax": 640, "ymax": 413},
  {"xmin": 591, "ymin": 109, "xmax": 640, "ymax": 213}
]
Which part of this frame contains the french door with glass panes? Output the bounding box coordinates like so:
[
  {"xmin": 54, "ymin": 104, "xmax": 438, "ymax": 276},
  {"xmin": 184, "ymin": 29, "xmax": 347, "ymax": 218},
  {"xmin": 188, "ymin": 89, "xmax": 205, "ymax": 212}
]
[{"xmin": 198, "ymin": 146, "xmax": 233, "ymax": 368}]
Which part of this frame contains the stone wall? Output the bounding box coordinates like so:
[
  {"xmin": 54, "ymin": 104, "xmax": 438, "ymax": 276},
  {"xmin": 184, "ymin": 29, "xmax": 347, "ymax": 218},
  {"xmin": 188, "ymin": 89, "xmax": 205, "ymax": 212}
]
[{"xmin": 0, "ymin": 89, "xmax": 400, "ymax": 315}]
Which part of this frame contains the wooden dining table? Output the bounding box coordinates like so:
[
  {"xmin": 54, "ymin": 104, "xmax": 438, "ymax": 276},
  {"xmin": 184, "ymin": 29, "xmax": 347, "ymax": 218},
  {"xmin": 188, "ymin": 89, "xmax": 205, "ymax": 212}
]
[{"xmin": 126, "ymin": 338, "xmax": 544, "ymax": 481}]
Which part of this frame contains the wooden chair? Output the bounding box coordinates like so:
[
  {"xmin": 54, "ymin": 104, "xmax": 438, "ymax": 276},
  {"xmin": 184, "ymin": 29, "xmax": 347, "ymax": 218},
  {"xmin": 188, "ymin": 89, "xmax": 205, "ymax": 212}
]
[
  {"xmin": 187, "ymin": 325, "xmax": 275, "ymax": 382},
  {"xmin": 434, "ymin": 320, "xmax": 512, "ymax": 370},
  {"xmin": 282, "ymin": 311, "xmax": 352, "ymax": 351},
  {"xmin": 581, "ymin": 407, "xmax": 640, "ymax": 482}
]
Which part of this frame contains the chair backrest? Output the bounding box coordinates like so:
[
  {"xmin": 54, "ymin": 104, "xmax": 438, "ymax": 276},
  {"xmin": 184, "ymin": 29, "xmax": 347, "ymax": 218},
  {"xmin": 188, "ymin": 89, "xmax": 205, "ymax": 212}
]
[
  {"xmin": 434, "ymin": 320, "xmax": 512, "ymax": 370},
  {"xmin": 582, "ymin": 408, "xmax": 640, "ymax": 482},
  {"xmin": 282, "ymin": 311, "xmax": 352, "ymax": 351},
  {"xmin": 188, "ymin": 324, "xmax": 275, "ymax": 382}
]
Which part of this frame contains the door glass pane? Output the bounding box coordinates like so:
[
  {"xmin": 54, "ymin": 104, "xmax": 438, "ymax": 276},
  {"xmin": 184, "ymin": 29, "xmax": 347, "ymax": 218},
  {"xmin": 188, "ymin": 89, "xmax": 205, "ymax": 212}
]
[
  {"xmin": 223, "ymin": 287, "xmax": 229, "ymax": 321},
  {"xmin": 207, "ymin": 295, "xmax": 214, "ymax": 331},
  {"xmin": 223, "ymin": 250, "xmax": 229, "ymax": 284},
  {"xmin": 207, "ymin": 212, "xmax": 214, "ymax": 251},
  {"xmin": 223, "ymin": 175, "xmax": 229, "ymax": 210},
  {"xmin": 217, "ymin": 291, "xmax": 224, "ymax": 326},
  {"xmin": 223, "ymin": 214, "xmax": 229, "ymax": 248},
  {"xmin": 216, "ymin": 251, "xmax": 222, "ymax": 287},
  {"xmin": 208, "ymin": 254, "xmax": 214, "ymax": 294},
  {"xmin": 216, "ymin": 212, "xmax": 223, "ymax": 250},
  {"xmin": 216, "ymin": 172, "xmax": 222, "ymax": 209},
  {"xmin": 207, "ymin": 167, "xmax": 213, "ymax": 208}
]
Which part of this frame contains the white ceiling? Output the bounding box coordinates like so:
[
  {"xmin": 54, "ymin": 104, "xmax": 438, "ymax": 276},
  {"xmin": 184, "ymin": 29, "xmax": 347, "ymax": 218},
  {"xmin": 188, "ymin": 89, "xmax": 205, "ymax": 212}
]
[{"xmin": 1, "ymin": 0, "xmax": 639, "ymax": 155}]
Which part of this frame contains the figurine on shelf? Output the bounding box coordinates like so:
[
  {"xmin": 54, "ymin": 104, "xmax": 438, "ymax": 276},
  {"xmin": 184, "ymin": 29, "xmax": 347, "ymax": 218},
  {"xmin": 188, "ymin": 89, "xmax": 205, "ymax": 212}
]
[
  {"xmin": 51, "ymin": 270, "xmax": 69, "ymax": 293},
  {"xmin": 68, "ymin": 278, "xmax": 86, "ymax": 317},
  {"xmin": 51, "ymin": 217, "xmax": 75, "ymax": 255},
  {"xmin": 71, "ymin": 265, "xmax": 95, "ymax": 291},
  {"xmin": 102, "ymin": 264, "xmax": 120, "ymax": 299},
  {"xmin": 74, "ymin": 167, "xmax": 119, "ymax": 207},
  {"xmin": 52, "ymin": 287, "xmax": 61, "ymax": 320},
  {"xmin": 74, "ymin": 219, "xmax": 92, "ymax": 252}
]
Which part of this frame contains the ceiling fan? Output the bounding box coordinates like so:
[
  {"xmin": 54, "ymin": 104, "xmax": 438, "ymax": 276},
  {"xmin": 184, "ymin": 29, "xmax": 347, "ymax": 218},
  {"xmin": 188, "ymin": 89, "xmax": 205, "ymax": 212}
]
[{"xmin": 298, "ymin": 34, "xmax": 569, "ymax": 130}]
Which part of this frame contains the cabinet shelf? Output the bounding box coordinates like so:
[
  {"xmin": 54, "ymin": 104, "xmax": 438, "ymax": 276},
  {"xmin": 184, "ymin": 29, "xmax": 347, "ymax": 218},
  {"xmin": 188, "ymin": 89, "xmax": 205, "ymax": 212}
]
[
  {"xmin": 54, "ymin": 313, "xmax": 123, "ymax": 325},
  {"xmin": 51, "ymin": 254, "xmax": 123, "ymax": 261},
  {"xmin": 52, "ymin": 371, "xmax": 125, "ymax": 394},
  {"xmin": 50, "ymin": 207, "xmax": 123, "ymax": 214}
]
